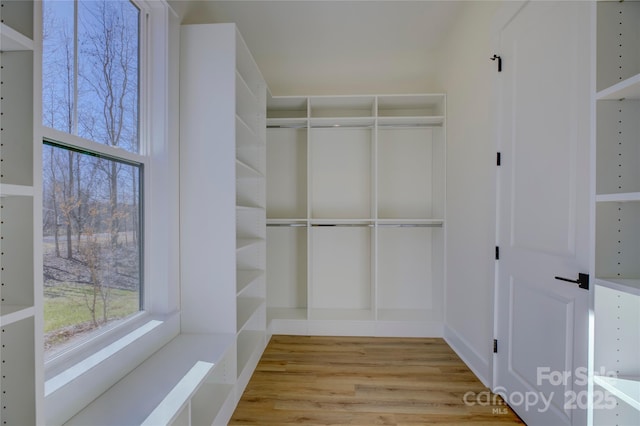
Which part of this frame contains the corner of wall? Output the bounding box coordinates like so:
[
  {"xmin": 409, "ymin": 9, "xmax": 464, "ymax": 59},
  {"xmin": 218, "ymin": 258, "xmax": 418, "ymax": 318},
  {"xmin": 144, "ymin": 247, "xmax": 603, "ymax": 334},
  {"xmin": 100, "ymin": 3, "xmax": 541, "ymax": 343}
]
[{"xmin": 436, "ymin": 1, "xmax": 502, "ymax": 386}]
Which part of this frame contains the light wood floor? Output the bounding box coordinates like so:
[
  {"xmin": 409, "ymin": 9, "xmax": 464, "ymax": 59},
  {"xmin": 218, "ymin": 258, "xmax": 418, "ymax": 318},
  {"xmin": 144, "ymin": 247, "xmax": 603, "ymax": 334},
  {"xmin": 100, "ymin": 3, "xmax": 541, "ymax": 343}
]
[{"xmin": 230, "ymin": 335, "xmax": 525, "ymax": 425}]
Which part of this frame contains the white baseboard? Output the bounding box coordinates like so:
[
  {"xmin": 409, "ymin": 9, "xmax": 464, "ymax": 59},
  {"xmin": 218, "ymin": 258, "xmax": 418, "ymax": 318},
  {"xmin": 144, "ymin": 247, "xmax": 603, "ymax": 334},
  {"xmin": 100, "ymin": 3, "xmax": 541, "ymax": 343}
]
[
  {"xmin": 444, "ymin": 324, "xmax": 492, "ymax": 388},
  {"xmin": 268, "ymin": 318, "xmax": 443, "ymax": 338}
]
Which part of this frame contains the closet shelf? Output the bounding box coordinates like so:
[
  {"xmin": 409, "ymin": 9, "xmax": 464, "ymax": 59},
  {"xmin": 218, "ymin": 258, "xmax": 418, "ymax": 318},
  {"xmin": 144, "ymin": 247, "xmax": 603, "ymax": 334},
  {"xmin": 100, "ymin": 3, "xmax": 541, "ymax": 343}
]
[
  {"xmin": 596, "ymin": 192, "xmax": 640, "ymax": 203},
  {"xmin": 0, "ymin": 183, "xmax": 34, "ymax": 197},
  {"xmin": 594, "ymin": 375, "xmax": 640, "ymax": 411},
  {"xmin": 236, "ymin": 205, "xmax": 263, "ymax": 212},
  {"xmin": 309, "ymin": 117, "xmax": 375, "ymax": 128},
  {"xmin": 236, "ymin": 329, "xmax": 264, "ymax": 375},
  {"xmin": 377, "ymin": 116, "xmax": 444, "ymax": 127},
  {"xmin": 0, "ymin": 22, "xmax": 34, "ymax": 51},
  {"xmin": 236, "ymin": 297, "xmax": 264, "ymax": 332},
  {"xmin": 597, "ymin": 73, "xmax": 640, "ymax": 101},
  {"xmin": 309, "ymin": 219, "xmax": 374, "ymax": 228},
  {"xmin": 236, "ymin": 238, "xmax": 263, "ymax": 251},
  {"xmin": 236, "ymin": 269, "xmax": 264, "ymax": 296},
  {"xmin": 236, "ymin": 116, "xmax": 261, "ymax": 146},
  {"xmin": 235, "ymin": 70, "xmax": 261, "ymax": 105},
  {"xmin": 377, "ymin": 218, "xmax": 444, "ymax": 226},
  {"xmin": 266, "ymin": 218, "xmax": 307, "ymax": 225},
  {"xmin": 266, "ymin": 118, "xmax": 307, "ymax": 128},
  {"xmin": 0, "ymin": 305, "xmax": 34, "ymax": 327},
  {"xmin": 236, "ymin": 159, "xmax": 263, "ymax": 179},
  {"xmin": 266, "ymin": 116, "xmax": 444, "ymax": 128},
  {"xmin": 235, "ymin": 114, "xmax": 262, "ymax": 141},
  {"xmin": 594, "ymin": 278, "xmax": 640, "ymax": 297},
  {"xmin": 310, "ymin": 218, "xmax": 373, "ymax": 224}
]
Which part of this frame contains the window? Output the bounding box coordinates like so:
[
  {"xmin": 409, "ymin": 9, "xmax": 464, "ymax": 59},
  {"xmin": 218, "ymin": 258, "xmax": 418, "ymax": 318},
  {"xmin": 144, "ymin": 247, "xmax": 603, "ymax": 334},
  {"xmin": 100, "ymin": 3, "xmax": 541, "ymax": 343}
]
[{"xmin": 42, "ymin": 0, "xmax": 142, "ymax": 357}]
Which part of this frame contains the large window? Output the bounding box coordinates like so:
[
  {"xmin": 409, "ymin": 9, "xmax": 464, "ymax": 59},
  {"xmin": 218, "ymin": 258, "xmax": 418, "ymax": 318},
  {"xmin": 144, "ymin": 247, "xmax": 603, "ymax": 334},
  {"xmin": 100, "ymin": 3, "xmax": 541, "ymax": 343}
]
[{"xmin": 42, "ymin": 0, "xmax": 142, "ymax": 357}]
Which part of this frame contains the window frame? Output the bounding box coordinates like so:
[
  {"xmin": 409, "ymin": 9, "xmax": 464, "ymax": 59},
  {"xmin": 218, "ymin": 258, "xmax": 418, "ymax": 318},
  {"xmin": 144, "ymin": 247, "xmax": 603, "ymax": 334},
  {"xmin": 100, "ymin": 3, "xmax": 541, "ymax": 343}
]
[
  {"xmin": 41, "ymin": 0, "xmax": 148, "ymax": 366},
  {"xmin": 40, "ymin": 1, "xmax": 181, "ymax": 423}
]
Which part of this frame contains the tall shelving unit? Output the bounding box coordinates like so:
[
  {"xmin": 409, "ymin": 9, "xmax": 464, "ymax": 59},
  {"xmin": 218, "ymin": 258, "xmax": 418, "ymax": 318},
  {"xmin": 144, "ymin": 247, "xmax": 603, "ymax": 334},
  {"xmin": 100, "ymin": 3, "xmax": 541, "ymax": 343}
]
[
  {"xmin": 266, "ymin": 94, "xmax": 445, "ymax": 337},
  {"xmin": 0, "ymin": 0, "xmax": 41, "ymax": 424},
  {"xmin": 180, "ymin": 23, "xmax": 266, "ymax": 424},
  {"xmin": 592, "ymin": 1, "xmax": 640, "ymax": 424}
]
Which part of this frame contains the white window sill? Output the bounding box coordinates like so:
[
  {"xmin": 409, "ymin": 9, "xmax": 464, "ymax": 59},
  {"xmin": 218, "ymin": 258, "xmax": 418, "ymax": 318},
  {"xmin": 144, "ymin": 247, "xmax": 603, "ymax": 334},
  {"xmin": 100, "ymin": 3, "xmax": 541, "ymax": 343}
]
[{"xmin": 45, "ymin": 312, "xmax": 180, "ymax": 426}]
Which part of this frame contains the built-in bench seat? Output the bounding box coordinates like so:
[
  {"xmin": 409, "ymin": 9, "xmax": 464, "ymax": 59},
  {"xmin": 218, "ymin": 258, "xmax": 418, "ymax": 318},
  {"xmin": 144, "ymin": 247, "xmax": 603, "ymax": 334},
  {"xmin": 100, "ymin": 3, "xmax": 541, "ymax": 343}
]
[{"xmin": 65, "ymin": 333, "xmax": 237, "ymax": 426}]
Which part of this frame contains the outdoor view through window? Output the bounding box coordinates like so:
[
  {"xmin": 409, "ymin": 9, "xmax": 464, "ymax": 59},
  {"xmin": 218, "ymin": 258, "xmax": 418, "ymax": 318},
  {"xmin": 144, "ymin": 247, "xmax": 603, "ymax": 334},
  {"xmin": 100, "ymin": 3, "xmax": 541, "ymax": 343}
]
[{"xmin": 41, "ymin": 0, "xmax": 141, "ymax": 356}]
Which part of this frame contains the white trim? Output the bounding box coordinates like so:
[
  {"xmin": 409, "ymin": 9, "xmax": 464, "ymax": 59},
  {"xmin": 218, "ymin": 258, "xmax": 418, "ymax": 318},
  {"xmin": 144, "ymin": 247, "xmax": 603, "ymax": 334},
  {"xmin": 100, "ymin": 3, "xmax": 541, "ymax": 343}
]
[
  {"xmin": 444, "ymin": 324, "xmax": 491, "ymax": 388},
  {"xmin": 40, "ymin": 126, "xmax": 146, "ymax": 165}
]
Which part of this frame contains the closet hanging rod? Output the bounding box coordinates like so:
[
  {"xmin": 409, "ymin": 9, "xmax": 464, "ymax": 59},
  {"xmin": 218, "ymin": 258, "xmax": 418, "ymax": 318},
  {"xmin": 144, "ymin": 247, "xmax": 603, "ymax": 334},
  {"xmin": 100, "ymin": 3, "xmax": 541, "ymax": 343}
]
[
  {"xmin": 267, "ymin": 223, "xmax": 441, "ymax": 228},
  {"xmin": 267, "ymin": 124, "xmax": 307, "ymax": 129},
  {"xmin": 378, "ymin": 223, "xmax": 442, "ymax": 228},
  {"xmin": 311, "ymin": 223, "xmax": 374, "ymax": 227}
]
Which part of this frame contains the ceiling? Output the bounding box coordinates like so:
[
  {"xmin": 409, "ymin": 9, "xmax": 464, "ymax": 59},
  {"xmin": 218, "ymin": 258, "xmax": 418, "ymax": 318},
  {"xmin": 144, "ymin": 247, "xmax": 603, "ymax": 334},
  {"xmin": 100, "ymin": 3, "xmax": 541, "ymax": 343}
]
[{"xmin": 168, "ymin": 1, "xmax": 466, "ymax": 96}]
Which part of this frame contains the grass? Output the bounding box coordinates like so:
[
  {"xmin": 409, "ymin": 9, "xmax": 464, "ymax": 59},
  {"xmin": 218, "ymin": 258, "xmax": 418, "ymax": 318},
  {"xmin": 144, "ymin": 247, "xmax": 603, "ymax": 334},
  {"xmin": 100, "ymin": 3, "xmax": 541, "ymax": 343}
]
[{"xmin": 44, "ymin": 283, "xmax": 139, "ymax": 334}]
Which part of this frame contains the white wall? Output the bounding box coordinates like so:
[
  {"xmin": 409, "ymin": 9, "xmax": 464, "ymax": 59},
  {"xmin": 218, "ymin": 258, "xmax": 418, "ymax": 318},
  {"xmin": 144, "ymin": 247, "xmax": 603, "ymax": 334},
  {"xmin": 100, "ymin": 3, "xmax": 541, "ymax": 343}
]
[{"xmin": 435, "ymin": 0, "xmax": 501, "ymax": 387}]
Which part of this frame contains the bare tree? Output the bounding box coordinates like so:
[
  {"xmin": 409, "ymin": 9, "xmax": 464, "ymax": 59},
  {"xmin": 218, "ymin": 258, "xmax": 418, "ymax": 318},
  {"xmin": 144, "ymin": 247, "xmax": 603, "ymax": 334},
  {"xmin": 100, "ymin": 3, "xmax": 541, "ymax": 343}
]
[
  {"xmin": 43, "ymin": 6, "xmax": 78, "ymax": 259},
  {"xmin": 42, "ymin": 0, "xmax": 140, "ymax": 347},
  {"xmin": 79, "ymin": 0, "xmax": 138, "ymax": 250}
]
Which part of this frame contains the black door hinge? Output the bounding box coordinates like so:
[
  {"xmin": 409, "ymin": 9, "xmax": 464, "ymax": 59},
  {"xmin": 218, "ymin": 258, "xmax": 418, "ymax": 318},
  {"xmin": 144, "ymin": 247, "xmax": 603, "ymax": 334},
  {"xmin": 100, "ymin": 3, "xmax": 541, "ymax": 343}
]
[
  {"xmin": 493, "ymin": 339, "xmax": 498, "ymax": 353},
  {"xmin": 491, "ymin": 55, "xmax": 502, "ymax": 72},
  {"xmin": 497, "ymin": 152, "xmax": 501, "ymax": 166},
  {"xmin": 495, "ymin": 246, "xmax": 500, "ymax": 260}
]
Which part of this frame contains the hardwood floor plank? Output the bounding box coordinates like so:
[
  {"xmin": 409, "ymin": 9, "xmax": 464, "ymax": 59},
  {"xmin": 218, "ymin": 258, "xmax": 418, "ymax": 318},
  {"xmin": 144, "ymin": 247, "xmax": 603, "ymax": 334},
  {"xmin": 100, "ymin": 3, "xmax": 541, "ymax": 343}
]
[{"xmin": 230, "ymin": 335, "xmax": 525, "ymax": 425}]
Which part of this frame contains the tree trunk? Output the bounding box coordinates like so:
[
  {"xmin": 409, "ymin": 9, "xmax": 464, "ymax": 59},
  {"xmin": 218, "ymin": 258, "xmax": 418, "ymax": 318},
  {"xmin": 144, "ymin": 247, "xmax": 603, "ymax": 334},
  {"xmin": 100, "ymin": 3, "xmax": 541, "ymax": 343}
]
[
  {"xmin": 66, "ymin": 150, "xmax": 74, "ymax": 259},
  {"xmin": 110, "ymin": 161, "xmax": 119, "ymax": 249}
]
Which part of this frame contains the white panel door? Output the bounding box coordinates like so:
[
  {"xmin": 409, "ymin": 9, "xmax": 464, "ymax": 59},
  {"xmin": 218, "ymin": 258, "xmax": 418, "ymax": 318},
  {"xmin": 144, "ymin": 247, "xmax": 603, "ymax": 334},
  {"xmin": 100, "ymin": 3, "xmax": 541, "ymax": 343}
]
[{"xmin": 495, "ymin": 2, "xmax": 591, "ymax": 425}]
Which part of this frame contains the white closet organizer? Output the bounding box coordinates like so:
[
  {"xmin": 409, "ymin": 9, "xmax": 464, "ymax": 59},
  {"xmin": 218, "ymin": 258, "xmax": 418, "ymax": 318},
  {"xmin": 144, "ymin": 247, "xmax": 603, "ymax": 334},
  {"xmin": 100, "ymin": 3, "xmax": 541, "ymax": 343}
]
[
  {"xmin": 266, "ymin": 94, "xmax": 445, "ymax": 336},
  {"xmin": 592, "ymin": 1, "xmax": 640, "ymax": 424},
  {"xmin": 0, "ymin": 0, "xmax": 40, "ymax": 425},
  {"xmin": 180, "ymin": 23, "xmax": 267, "ymax": 424}
]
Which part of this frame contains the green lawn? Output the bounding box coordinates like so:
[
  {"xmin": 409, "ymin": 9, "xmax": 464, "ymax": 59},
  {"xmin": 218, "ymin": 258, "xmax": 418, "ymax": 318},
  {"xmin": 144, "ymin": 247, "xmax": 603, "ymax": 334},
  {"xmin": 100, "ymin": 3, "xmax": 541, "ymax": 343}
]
[{"xmin": 44, "ymin": 283, "xmax": 139, "ymax": 334}]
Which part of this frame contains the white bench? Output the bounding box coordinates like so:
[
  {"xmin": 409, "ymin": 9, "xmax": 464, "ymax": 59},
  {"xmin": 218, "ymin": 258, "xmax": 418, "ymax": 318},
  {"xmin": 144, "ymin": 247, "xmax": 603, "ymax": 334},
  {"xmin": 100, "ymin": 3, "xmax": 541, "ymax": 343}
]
[{"xmin": 65, "ymin": 333, "xmax": 237, "ymax": 426}]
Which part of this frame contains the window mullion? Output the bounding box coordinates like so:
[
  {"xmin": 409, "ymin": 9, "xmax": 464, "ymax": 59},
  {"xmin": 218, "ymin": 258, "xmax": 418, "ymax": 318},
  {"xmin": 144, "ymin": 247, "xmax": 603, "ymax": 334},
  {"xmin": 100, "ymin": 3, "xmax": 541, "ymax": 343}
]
[{"xmin": 42, "ymin": 127, "xmax": 147, "ymax": 167}]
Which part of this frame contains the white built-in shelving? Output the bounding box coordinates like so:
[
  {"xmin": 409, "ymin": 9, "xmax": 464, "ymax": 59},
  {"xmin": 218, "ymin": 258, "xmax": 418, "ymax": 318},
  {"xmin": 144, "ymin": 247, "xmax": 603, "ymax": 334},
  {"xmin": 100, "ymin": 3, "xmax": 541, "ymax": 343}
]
[
  {"xmin": 66, "ymin": 333, "xmax": 237, "ymax": 426},
  {"xmin": 592, "ymin": 1, "xmax": 640, "ymax": 424},
  {"xmin": 266, "ymin": 94, "xmax": 445, "ymax": 337},
  {"xmin": 179, "ymin": 23, "xmax": 266, "ymax": 424},
  {"xmin": 0, "ymin": 1, "xmax": 42, "ymax": 425}
]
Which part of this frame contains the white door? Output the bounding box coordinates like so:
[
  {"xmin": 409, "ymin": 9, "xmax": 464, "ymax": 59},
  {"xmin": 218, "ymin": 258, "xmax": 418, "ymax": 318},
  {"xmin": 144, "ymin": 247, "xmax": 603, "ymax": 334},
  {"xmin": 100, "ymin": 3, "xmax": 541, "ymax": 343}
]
[{"xmin": 495, "ymin": 2, "xmax": 591, "ymax": 425}]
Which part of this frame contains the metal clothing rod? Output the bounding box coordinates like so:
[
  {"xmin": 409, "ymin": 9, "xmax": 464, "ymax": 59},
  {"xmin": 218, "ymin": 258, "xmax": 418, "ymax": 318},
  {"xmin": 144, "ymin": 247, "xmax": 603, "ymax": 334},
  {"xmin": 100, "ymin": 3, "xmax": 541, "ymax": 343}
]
[
  {"xmin": 267, "ymin": 223, "xmax": 441, "ymax": 228},
  {"xmin": 378, "ymin": 223, "xmax": 442, "ymax": 228},
  {"xmin": 311, "ymin": 223, "xmax": 374, "ymax": 227}
]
